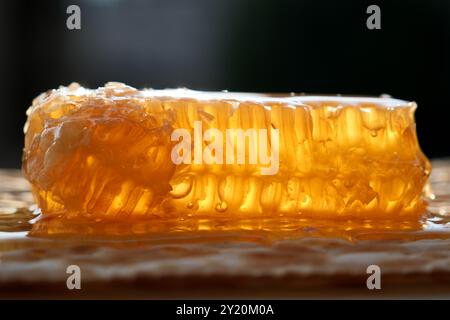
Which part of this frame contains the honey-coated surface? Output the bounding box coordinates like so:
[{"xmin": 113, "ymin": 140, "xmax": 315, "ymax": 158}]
[{"xmin": 22, "ymin": 82, "xmax": 431, "ymax": 225}]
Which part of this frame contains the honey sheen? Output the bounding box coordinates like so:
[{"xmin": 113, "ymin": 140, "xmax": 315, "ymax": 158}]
[{"xmin": 22, "ymin": 82, "xmax": 431, "ymax": 226}]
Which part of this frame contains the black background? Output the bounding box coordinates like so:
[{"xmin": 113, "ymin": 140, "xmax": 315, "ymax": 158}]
[{"xmin": 1, "ymin": 0, "xmax": 449, "ymax": 168}]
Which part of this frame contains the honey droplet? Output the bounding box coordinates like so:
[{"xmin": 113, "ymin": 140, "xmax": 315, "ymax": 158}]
[{"xmin": 215, "ymin": 201, "xmax": 228, "ymax": 212}]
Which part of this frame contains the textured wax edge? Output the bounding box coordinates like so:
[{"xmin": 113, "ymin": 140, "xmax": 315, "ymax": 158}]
[{"xmin": 29, "ymin": 82, "xmax": 414, "ymax": 111}]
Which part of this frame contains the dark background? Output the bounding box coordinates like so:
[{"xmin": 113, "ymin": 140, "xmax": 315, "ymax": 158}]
[{"xmin": 0, "ymin": 0, "xmax": 449, "ymax": 168}]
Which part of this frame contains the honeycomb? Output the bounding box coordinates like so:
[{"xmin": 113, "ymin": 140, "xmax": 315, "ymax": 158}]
[{"xmin": 22, "ymin": 82, "xmax": 431, "ymax": 225}]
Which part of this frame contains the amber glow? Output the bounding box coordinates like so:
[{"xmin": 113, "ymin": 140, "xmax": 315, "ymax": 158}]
[{"xmin": 22, "ymin": 83, "xmax": 431, "ymax": 231}]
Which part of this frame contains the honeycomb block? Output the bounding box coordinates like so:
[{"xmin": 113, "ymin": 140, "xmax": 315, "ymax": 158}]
[{"xmin": 22, "ymin": 82, "xmax": 431, "ymax": 223}]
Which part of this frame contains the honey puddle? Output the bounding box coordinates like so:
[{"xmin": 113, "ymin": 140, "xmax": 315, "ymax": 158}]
[{"xmin": 1, "ymin": 159, "xmax": 450, "ymax": 247}]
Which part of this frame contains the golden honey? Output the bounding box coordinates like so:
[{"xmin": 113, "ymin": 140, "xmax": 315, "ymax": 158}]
[{"xmin": 22, "ymin": 82, "xmax": 431, "ymax": 227}]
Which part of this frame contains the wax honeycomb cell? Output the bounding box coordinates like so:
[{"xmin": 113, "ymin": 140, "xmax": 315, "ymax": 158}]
[{"xmin": 22, "ymin": 82, "xmax": 431, "ymax": 224}]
